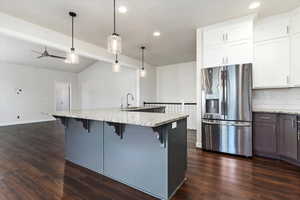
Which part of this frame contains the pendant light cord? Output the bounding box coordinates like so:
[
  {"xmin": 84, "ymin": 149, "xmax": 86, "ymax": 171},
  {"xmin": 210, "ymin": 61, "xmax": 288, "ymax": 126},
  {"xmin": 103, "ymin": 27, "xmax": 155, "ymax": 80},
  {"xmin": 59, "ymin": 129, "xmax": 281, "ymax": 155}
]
[
  {"xmin": 113, "ymin": 0, "xmax": 116, "ymax": 34},
  {"xmin": 72, "ymin": 15, "xmax": 74, "ymax": 50},
  {"xmin": 141, "ymin": 47, "xmax": 145, "ymax": 70}
]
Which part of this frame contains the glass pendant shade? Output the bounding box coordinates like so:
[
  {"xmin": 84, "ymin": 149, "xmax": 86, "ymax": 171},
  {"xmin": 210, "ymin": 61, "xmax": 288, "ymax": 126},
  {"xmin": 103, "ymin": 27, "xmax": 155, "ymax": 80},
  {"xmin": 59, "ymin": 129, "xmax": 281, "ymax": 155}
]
[
  {"xmin": 140, "ymin": 68, "xmax": 146, "ymax": 78},
  {"xmin": 108, "ymin": 33, "xmax": 122, "ymax": 54},
  {"xmin": 65, "ymin": 49, "xmax": 79, "ymax": 64},
  {"xmin": 112, "ymin": 60, "xmax": 121, "ymax": 72}
]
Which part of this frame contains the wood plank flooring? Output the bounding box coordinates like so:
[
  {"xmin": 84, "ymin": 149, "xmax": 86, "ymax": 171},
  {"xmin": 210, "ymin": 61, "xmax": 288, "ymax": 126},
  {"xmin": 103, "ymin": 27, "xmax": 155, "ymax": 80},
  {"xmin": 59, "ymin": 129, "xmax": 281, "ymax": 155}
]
[{"xmin": 0, "ymin": 121, "xmax": 300, "ymax": 200}]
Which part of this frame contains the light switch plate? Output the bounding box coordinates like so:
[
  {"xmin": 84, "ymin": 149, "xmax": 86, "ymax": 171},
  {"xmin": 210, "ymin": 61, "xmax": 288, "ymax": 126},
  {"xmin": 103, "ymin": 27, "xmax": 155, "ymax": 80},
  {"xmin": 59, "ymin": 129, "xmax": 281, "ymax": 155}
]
[{"xmin": 172, "ymin": 122, "xmax": 177, "ymax": 129}]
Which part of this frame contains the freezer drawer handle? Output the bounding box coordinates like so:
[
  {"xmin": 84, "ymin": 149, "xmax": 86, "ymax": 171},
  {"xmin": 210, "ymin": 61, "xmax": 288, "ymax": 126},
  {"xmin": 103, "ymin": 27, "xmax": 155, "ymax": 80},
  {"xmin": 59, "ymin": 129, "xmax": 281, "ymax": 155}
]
[{"xmin": 202, "ymin": 120, "xmax": 251, "ymax": 127}]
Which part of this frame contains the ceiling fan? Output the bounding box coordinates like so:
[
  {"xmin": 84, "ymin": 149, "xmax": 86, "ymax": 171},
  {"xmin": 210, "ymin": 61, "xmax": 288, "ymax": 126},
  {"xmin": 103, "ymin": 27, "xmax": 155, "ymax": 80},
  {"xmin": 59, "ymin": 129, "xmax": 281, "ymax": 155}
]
[{"xmin": 32, "ymin": 47, "xmax": 66, "ymax": 60}]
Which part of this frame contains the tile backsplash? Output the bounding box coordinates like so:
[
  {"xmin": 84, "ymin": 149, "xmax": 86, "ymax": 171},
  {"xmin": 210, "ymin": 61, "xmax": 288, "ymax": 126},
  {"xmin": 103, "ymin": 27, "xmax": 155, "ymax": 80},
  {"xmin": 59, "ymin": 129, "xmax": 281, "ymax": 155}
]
[{"xmin": 253, "ymin": 88, "xmax": 300, "ymax": 110}]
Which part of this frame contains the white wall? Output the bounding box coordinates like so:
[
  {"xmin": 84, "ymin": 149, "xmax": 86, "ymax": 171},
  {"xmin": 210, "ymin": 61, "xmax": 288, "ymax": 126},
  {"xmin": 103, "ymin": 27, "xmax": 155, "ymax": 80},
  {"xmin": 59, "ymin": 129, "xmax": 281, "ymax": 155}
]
[
  {"xmin": 156, "ymin": 61, "xmax": 197, "ymax": 130},
  {"xmin": 156, "ymin": 62, "xmax": 196, "ymax": 102},
  {"xmin": 0, "ymin": 62, "xmax": 79, "ymax": 126},
  {"xmin": 253, "ymin": 88, "xmax": 300, "ymax": 110},
  {"xmin": 139, "ymin": 64, "xmax": 157, "ymax": 105},
  {"xmin": 78, "ymin": 61, "xmax": 138, "ymax": 109}
]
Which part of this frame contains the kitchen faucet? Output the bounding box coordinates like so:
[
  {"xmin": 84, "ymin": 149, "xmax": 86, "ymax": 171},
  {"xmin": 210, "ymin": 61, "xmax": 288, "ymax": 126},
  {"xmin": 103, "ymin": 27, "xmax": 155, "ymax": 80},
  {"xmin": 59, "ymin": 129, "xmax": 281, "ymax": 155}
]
[{"xmin": 126, "ymin": 93, "xmax": 134, "ymax": 108}]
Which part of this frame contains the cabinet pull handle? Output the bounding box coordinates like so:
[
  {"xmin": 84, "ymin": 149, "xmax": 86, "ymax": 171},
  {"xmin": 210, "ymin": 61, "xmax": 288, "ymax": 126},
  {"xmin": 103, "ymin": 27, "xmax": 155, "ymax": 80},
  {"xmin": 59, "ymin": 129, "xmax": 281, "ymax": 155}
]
[
  {"xmin": 286, "ymin": 76, "xmax": 290, "ymax": 84},
  {"xmin": 226, "ymin": 57, "xmax": 229, "ymax": 64},
  {"xmin": 226, "ymin": 33, "xmax": 228, "ymax": 41},
  {"xmin": 292, "ymin": 119, "xmax": 296, "ymax": 129},
  {"xmin": 259, "ymin": 116, "xmax": 271, "ymax": 120},
  {"xmin": 298, "ymin": 132, "xmax": 300, "ymax": 141},
  {"xmin": 286, "ymin": 26, "xmax": 290, "ymax": 34}
]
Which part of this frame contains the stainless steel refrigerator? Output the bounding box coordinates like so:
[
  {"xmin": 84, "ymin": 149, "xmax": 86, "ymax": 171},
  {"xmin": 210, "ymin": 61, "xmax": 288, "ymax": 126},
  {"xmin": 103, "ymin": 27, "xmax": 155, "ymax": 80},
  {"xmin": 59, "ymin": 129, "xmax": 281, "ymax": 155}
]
[{"xmin": 201, "ymin": 64, "xmax": 252, "ymax": 157}]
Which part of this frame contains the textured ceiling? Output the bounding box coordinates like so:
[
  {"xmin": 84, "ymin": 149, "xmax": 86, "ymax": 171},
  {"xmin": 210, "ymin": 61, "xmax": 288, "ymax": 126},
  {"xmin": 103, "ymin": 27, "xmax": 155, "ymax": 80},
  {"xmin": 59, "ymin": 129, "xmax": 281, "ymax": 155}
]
[
  {"xmin": 0, "ymin": 0, "xmax": 299, "ymax": 66},
  {"xmin": 0, "ymin": 34, "xmax": 96, "ymax": 73}
]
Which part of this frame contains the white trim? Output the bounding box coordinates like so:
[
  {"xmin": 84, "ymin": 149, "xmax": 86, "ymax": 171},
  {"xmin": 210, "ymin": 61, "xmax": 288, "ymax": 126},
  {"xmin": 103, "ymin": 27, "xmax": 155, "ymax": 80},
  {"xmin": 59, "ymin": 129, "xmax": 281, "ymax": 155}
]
[{"xmin": 0, "ymin": 118, "xmax": 56, "ymax": 127}]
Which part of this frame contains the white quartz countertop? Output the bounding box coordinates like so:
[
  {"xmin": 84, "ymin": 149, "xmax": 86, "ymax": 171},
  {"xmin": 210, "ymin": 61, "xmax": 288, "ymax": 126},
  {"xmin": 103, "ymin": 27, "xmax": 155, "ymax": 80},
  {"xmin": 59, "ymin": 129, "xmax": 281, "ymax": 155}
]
[
  {"xmin": 52, "ymin": 108, "xmax": 188, "ymax": 127},
  {"xmin": 253, "ymin": 108, "xmax": 300, "ymax": 115}
]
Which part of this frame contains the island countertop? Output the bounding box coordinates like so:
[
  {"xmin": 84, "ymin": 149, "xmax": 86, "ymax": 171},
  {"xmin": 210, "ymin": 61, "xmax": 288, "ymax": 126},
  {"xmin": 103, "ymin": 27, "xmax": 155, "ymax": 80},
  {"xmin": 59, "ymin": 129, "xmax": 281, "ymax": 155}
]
[{"xmin": 53, "ymin": 108, "xmax": 189, "ymax": 127}]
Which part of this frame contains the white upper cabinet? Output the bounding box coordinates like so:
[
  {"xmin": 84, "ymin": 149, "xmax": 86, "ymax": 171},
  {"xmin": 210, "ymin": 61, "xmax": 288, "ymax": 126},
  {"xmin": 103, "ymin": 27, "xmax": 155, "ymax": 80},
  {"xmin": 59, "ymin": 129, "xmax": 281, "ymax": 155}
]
[
  {"xmin": 253, "ymin": 38, "xmax": 290, "ymax": 88},
  {"xmin": 201, "ymin": 15, "xmax": 255, "ymax": 68},
  {"xmin": 226, "ymin": 21, "xmax": 253, "ymax": 43},
  {"xmin": 291, "ymin": 34, "xmax": 300, "ymax": 86},
  {"xmin": 203, "ymin": 27, "xmax": 226, "ymax": 47},
  {"xmin": 227, "ymin": 41, "xmax": 253, "ymax": 65},
  {"xmin": 203, "ymin": 45, "xmax": 225, "ymax": 67},
  {"xmin": 254, "ymin": 13, "xmax": 290, "ymax": 42},
  {"xmin": 290, "ymin": 9, "xmax": 300, "ymax": 86},
  {"xmin": 291, "ymin": 9, "xmax": 300, "ymax": 34}
]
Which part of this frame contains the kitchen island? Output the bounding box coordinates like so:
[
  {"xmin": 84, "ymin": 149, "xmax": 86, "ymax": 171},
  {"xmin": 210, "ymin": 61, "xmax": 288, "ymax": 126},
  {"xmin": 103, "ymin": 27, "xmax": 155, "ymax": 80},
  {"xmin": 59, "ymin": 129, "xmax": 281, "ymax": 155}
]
[{"xmin": 53, "ymin": 107, "xmax": 188, "ymax": 200}]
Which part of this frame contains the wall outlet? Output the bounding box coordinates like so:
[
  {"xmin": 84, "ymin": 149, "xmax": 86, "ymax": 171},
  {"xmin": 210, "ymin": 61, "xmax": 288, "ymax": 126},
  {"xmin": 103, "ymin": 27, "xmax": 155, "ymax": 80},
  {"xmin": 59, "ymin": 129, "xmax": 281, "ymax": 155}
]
[{"xmin": 172, "ymin": 122, "xmax": 177, "ymax": 129}]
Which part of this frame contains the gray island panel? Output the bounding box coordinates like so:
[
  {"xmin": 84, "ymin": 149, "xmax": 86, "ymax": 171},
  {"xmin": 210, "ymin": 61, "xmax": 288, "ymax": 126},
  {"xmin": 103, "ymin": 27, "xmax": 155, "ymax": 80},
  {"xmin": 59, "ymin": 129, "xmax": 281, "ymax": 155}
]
[
  {"xmin": 65, "ymin": 119, "xmax": 104, "ymax": 173},
  {"xmin": 103, "ymin": 123, "xmax": 168, "ymax": 198}
]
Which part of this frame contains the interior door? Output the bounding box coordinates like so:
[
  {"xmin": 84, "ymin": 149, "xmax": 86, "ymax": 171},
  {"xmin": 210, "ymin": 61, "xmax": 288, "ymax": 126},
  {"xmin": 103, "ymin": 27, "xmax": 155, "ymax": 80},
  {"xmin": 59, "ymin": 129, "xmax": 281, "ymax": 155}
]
[
  {"xmin": 55, "ymin": 82, "xmax": 71, "ymax": 112},
  {"xmin": 224, "ymin": 64, "xmax": 252, "ymax": 122}
]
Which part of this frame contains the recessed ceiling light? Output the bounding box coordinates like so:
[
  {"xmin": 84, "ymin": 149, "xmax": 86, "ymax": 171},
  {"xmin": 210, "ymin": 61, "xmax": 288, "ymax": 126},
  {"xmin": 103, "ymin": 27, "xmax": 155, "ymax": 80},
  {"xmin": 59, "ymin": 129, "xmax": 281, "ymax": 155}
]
[
  {"xmin": 118, "ymin": 6, "xmax": 127, "ymax": 13},
  {"xmin": 153, "ymin": 31, "xmax": 161, "ymax": 37},
  {"xmin": 248, "ymin": 1, "xmax": 261, "ymax": 10}
]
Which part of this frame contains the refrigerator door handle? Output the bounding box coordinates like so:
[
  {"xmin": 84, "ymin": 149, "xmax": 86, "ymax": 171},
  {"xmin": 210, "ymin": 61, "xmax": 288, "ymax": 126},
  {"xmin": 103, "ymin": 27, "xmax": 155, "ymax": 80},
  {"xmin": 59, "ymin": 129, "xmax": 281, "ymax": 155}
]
[{"xmin": 202, "ymin": 120, "xmax": 251, "ymax": 127}]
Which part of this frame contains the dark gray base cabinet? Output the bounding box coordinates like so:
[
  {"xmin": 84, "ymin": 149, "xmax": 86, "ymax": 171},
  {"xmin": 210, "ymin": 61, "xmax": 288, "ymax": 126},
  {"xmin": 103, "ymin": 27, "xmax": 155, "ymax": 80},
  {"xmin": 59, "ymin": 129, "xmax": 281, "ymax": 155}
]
[
  {"xmin": 253, "ymin": 113, "xmax": 279, "ymax": 159},
  {"xmin": 253, "ymin": 112, "xmax": 300, "ymax": 167}
]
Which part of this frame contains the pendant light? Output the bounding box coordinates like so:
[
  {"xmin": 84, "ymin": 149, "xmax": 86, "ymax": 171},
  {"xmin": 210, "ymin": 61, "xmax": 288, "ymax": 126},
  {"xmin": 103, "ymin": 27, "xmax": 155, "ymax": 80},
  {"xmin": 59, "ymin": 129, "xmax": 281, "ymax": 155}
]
[
  {"xmin": 140, "ymin": 46, "xmax": 146, "ymax": 78},
  {"xmin": 112, "ymin": 54, "xmax": 121, "ymax": 72},
  {"xmin": 107, "ymin": 0, "xmax": 122, "ymax": 54},
  {"xmin": 65, "ymin": 12, "xmax": 79, "ymax": 64}
]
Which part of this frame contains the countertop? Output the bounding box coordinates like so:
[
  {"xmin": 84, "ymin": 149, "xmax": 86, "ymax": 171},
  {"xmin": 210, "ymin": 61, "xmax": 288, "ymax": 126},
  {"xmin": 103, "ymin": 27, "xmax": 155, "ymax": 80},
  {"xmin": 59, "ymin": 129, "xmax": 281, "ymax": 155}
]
[
  {"xmin": 253, "ymin": 108, "xmax": 300, "ymax": 115},
  {"xmin": 52, "ymin": 107, "xmax": 188, "ymax": 127}
]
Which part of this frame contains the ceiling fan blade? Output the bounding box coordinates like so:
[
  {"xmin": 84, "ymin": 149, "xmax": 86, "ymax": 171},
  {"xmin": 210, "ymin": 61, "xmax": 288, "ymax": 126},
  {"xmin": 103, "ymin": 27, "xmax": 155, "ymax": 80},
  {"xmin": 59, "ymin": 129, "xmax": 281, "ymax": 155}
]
[
  {"xmin": 32, "ymin": 50, "xmax": 42, "ymax": 54},
  {"xmin": 49, "ymin": 55, "xmax": 66, "ymax": 60}
]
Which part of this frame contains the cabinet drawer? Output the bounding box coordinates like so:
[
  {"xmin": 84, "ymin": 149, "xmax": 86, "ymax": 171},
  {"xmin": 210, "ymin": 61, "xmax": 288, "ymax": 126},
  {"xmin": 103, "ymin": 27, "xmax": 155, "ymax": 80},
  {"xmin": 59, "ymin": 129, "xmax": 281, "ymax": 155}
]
[{"xmin": 254, "ymin": 113, "xmax": 277, "ymax": 123}]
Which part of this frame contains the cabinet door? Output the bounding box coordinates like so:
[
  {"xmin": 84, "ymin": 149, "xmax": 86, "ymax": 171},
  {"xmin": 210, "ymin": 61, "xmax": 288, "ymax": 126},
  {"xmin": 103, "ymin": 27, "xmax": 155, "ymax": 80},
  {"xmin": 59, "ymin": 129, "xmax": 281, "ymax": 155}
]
[
  {"xmin": 253, "ymin": 113, "xmax": 278, "ymax": 158},
  {"xmin": 290, "ymin": 34, "xmax": 300, "ymax": 86},
  {"xmin": 203, "ymin": 27, "xmax": 225, "ymax": 47},
  {"xmin": 226, "ymin": 21, "xmax": 253, "ymax": 43},
  {"xmin": 203, "ymin": 45, "xmax": 225, "ymax": 67},
  {"xmin": 253, "ymin": 38, "xmax": 290, "ymax": 88},
  {"xmin": 254, "ymin": 13, "xmax": 290, "ymax": 42},
  {"xmin": 227, "ymin": 40, "xmax": 253, "ymax": 65},
  {"xmin": 279, "ymin": 115, "xmax": 298, "ymax": 160},
  {"xmin": 291, "ymin": 10, "xmax": 300, "ymax": 35}
]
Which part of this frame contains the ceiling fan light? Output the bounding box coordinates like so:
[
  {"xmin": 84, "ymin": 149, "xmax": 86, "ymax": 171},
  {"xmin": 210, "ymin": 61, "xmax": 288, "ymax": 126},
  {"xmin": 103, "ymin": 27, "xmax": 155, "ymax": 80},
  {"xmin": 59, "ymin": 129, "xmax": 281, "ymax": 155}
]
[
  {"xmin": 112, "ymin": 60, "xmax": 121, "ymax": 72},
  {"xmin": 140, "ymin": 68, "xmax": 146, "ymax": 78},
  {"xmin": 108, "ymin": 33, "xmax": 122, "ymax": 54},
  {"xmin": 65, "ymin": 49, "xmax": 79, "ymax": 64}
]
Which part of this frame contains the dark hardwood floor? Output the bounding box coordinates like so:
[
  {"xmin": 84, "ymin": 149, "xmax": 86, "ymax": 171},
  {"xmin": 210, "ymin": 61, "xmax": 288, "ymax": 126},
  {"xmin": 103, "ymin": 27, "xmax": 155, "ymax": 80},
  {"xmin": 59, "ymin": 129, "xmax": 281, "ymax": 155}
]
[{"xmin": 0, "ymin": 121, "xmax": 300, "ymax": 200}]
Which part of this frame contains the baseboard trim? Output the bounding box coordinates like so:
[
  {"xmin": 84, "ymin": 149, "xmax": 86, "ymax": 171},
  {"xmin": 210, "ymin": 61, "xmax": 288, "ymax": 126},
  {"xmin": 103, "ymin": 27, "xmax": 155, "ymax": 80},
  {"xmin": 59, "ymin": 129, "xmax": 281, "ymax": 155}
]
[{"xmin": 0, "ymin": 118, "xmax": 56, "ymax": 127}]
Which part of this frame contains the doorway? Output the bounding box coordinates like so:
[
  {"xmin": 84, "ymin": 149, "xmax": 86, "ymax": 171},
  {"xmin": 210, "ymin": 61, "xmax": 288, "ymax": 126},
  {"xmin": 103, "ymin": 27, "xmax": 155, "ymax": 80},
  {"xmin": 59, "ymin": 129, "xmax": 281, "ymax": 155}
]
[{"xmin": 55, "ymin": 82, "xmax": 71, "ymax": 112}]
